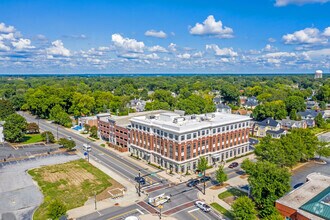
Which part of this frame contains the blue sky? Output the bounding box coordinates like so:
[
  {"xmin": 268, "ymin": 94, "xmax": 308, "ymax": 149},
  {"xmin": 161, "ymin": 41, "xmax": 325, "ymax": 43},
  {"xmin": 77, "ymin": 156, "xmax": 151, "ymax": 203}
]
[{"xmin": 0, "ymin": 0, "xmax": 330, "ymax": 73}]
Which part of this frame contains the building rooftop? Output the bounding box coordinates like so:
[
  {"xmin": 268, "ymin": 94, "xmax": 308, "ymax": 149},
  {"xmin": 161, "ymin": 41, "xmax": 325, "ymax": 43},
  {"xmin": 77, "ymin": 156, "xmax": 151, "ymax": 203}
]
[
  {"xmin": 100, "ymin": 110, "xmax": 171, "ymax": 126},
  {"xmin": 130, "ymin": 111, "xmax": 250, "ymax": 133},
  {"xmin": 276, "ymin": 173, "xmax": 330, "ymax": 220}
]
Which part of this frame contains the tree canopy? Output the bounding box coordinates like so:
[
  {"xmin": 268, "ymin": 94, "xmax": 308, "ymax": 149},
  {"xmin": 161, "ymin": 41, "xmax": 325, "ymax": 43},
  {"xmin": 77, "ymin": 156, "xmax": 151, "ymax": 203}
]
[{"xmin": 3, "ymin": 113, "xmax": 27, "ymax": 142}]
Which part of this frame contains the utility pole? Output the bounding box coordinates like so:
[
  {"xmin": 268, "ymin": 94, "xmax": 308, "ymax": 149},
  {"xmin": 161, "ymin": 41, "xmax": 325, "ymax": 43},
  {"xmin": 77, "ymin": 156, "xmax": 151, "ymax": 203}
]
[
  {"xmin": 203, "ymin": 169, "xmax": 206, "ymax": 195},
  {"xmin": 138, "ymin": 169, "xmax": 141, "ymax": 197},
  {"xmin": 88, "ymin": 152, "xmax": 90, "ymax": 163},
  {"xmin": 158, "ymin": 205, "xmax": 163, "ymax": 219}
]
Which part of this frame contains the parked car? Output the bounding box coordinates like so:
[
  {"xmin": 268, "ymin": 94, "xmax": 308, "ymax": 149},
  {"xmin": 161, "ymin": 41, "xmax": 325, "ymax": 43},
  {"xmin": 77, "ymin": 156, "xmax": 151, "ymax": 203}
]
[
  {"xmin": 135, "ymin": 176, "xmax": 146, "ymax": 185},
  {"xmin": 195, "ymin": 200, "xmax": 211, "ymax": 212},
  {"xmin": 229, "ymin": 162, "xmax": 239, "ymax": 168},
  {"xmin": 200, "ymin": 176, "xmax": 211, "ymax": 183},
  {"xmin": 187, "ymin": 179, "xmax": 200, "ymax": 187}
]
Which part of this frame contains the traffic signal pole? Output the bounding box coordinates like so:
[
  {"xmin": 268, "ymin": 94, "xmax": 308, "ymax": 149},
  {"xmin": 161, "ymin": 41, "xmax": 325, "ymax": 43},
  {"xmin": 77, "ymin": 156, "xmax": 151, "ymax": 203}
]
[{"xmin": 138, "ymin": 169, "xmax": 141, "ymax": 197}]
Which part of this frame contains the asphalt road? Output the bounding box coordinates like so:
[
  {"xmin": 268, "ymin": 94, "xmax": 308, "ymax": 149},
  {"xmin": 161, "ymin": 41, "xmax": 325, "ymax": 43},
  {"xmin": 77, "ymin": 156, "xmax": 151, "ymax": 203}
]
[
  {"xmin": 18, "ymin": 112, "xmax": 161, "ymax": 184},
  {"xmin": 18, "ymin": 112, "xmax": 234, "ymax": 220}
]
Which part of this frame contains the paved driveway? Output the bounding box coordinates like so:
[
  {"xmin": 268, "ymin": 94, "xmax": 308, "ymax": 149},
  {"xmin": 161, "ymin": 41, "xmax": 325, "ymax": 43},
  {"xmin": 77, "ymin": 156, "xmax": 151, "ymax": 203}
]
[{"xmin": 0, "ymin": 153, "xmax": 80, "ymax": 220}]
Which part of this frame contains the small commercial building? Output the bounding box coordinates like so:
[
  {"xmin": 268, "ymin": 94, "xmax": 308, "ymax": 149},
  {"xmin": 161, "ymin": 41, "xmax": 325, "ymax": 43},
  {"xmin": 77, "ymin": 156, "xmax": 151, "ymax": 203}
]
[{"xmin": 276, "ymin": 173, "xmax": 330, "ymax": 220}]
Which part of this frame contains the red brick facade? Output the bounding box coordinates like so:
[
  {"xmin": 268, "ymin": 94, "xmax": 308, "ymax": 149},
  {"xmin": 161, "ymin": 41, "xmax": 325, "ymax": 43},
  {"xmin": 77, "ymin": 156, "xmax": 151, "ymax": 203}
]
[
  {"xmin": 130, "ymin": 127, "xmax": 250, "ymax": 162},
  {"xmin": 276, "ymin": 202, "xmax": 311, "ymax": 220}
]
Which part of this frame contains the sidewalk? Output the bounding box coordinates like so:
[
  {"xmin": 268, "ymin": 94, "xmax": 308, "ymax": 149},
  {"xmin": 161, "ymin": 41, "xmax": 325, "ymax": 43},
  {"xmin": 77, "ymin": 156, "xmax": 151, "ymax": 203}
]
[
  {"xmin": 67, "ymin": 151, "xmax": 146, "ymax": 219},
  {"xmin": 139, "ymin": 214, "xmax": 177, "ymax": 220}
]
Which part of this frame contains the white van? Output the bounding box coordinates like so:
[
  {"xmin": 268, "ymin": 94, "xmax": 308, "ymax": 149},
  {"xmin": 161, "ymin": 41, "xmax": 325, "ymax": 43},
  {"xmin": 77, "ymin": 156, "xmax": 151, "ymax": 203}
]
[{"xmin": 83, "ymin": 144, "xmax": 91, "ymax": 152}]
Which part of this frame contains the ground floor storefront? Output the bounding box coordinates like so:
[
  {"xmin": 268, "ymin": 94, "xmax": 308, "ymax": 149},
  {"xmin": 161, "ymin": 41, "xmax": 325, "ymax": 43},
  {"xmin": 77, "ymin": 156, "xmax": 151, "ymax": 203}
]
[{"xmin": 129, "ymin": 143, "xmax": 251, "ymax": 173}]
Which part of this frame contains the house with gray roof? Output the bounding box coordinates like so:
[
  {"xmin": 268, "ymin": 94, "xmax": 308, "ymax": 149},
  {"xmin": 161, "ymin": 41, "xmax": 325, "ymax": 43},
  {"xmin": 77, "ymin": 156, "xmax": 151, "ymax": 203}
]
[
  {"xmin": 280, "ymin": 119, "xmax": 307, "ymax": 130},
  {"xmin": 298, "ymin": 109, "xmax": 325, "ymax": 120},
  {"xmin": 243, "ymin": 96, "xmax": 259, "ymax": 109},
  {"xmin": 129, "ymin": 98, "xmax": 146, "ymax": 112},
  {"xmin": 252, "ymin": 117, "xmax": 283, "ymax": 138},
  {"xmin": 216, "ymin": 103, "xmax": 231, "ymax": 114}
]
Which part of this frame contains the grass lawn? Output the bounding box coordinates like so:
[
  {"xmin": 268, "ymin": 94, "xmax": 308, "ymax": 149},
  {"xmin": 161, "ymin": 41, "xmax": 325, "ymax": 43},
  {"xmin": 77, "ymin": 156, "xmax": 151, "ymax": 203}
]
[
  {"xmin": 210, "ymin": 203, "xmax": 234, "ymax": 219},
  {"xmin": 218, "ymin": 188, "xmax": 248, "ymax": 199},
  {"xmin": 20, "ymin": 134, "xmax": 43, "ymax": 144},
  {"xmin": 28, "ymin": 159, "xmax": 112, "ymax": 220}
]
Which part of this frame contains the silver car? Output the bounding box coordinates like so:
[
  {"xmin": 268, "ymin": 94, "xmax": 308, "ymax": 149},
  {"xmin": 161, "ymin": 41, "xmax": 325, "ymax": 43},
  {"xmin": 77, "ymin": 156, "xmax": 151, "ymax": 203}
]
[{"xmin": 195, "ymin": 200, "xmax": 211, "ymax": 212}]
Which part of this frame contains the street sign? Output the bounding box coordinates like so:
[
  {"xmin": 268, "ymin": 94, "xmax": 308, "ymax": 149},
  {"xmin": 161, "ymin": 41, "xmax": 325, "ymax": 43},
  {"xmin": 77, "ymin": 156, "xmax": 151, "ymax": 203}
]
[{"xmin": 84, "ymin": 151, "xmax": 88, "ymax": 156}]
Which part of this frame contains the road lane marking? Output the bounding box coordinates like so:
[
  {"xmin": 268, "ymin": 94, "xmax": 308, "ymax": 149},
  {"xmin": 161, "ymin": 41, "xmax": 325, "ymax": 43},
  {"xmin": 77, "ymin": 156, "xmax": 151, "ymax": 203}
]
[
  {"xmin": 188, "ymin": 212, "xmax": 199, "ymax": 220},
  {"xmin": 136, "ymin": 209, "xmax": 144, "ymax": 215},
  {"xmin": 188, "ymin": 208, "xmax": 200, "ymax": 213},
  {"xmin": 107, "ymin": 209, "xmax": 137, "ymax": 220}
]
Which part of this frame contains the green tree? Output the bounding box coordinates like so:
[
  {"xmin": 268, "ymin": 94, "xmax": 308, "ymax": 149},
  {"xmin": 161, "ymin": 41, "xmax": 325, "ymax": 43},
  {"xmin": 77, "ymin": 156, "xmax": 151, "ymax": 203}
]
[
  {"xmin": 26, "ymin": 122, "xmax": 39, "ymax": 134},
  {"xmin": 50, "ymin": 105, "xmax": 72, "ymax": 127},
  {"xmin": 215, "ymin": 166, "xmax": 228, "ymax": 185},
  {"xmin": 84, "ymin": 124, "xmax": 91, "ymax": 133},
  {"xmin": 0, "ymin": 100, "xmax": 15, "ymax": 120},
  {"xmin": 232, "ymin": 196, "xmax": 257, "ymax": 220},
  {"xmin": 319, "ymin": 101, "xmax": 326, "ymax": 110},
  {"xmin": 145, "ymin": 100, "xmax": 171, "ymax": 111},
  {"xmin": 197, "ymin": 156, "xmax": 208, "ymax": 172},
  {"xmin": 241, "ymin": 160, "xmax": 290, "ymax": 218},
  {"xmin": 47, "ymin": 200, "xmax": 67, "ymax": 220},
  {"xmin": 252, "ymin": 100, "xmax": 287, "ymax": 120},
  {"xmin": 69, "ymin": 92, "xmax": 95, "ymax": 116},
  {"xmin": 3, "ymin": 113, "xmax": 27, "ymax": 142},
  {"xmin": 41, "ymin": 131, "xmax": 55, "ymax": 143},
  {"xmin": 315, "ymin": 113, "xmax": 326, "ymax": 128},
  {"xmin": 289, "ymin": 109, "xmax": 298, "ymax": 120},
  {"xmin": 90, "ymin": 126, "xmax": 98, "ymax": 139},
  {"xmin": 316, "ymin": 141, "xmax": 330, "ymax": 159},
  {"xmin": 58, "ymin": 138, "xmax": 76, "ymax": 151},
  {"xmin": 285, "ymin": 96, "xmax": 306, "ymax": 113}
]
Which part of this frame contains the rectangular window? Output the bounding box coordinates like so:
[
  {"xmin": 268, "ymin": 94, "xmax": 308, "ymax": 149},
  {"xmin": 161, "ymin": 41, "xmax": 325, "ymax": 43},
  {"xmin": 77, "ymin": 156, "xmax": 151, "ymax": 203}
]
[
  {"xmin": 193, "ymin": 133, "xmax": 197, "ymax": 138},
  {"xmin": 213, "ymin": 128, "xmax": 216, "ymax": 134},
  {"xmin": 187, "ymin": 134, "xmax": 191, "ymax": 139},
  {"xmin": 206, "ymin": 130, "xmax": 209, "ymax": 135},
  {"xmin": 202, "ymin": 130, "xmax": 205, "ymax": 135},
  {"xmin": 181, "ymin": 135, "xmax": 185, "ymax": 141},
  {"xmin": 217, "ymin": 127, "xmax": 221, "ymax": 132},
  {"xmin": 175, "ymin": 135, "xmax": 178, "ymax": 141},
  {"xmin": 187, "ymin": 144, "xmax": 191, "ymax": 160},
  {"xmin": 164, "ymin": 132, "xmax": 168, "ymax": 137}
]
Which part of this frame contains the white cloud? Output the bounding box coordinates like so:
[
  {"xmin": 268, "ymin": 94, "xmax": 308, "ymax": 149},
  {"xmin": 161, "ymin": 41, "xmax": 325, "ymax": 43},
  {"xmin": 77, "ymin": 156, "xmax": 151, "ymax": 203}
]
[
  {"xmin": 148, "ymin": 45, "xmax": 168, "ymax": 53},
  {"xmin": 119, "ymin": 53, "xmax": 159, "ymax": 60},
  {"xmin": 0, "ymin": 41, "xmax": 10, "ymax": 51},
  {"xmin": 177, "ymin": 53, "xmax": 191, "ymax": 59},
  {"xmin": 46, "ymin": 40, "xmax": 71, "ymax": 57},
  {"xmin": 206, "ymin": 44, "xmax": 238, "ymax": 57},
  {"xmin": 111, "ymin": 33, "xmax": 145, "ymax": 53},
  {"xmin": 268, "ymin": 37, "xmax": 276, "ymax": 43},
  {"xmin": 189, "ymin": 15, "xmax": 234, "ymax": 38},
  {"xmin": 0, "ymin": 33, "xmax": 15, "ymax": 41},
  {"xmin": 323, "ymin": 27, "xmax": 330, "ymax": 37},
  {"xmin": 168, "ymin": 43, "xmax": 177, "ymax": 52},
  {"xmin": 263, "ymin": 51, "xmax": 296, "ymax": 58},
  {"xmin": 0, "ymin": 22, "xmax": 15, "ymax": 33},
  {"xmin": 263, "ymin": 44, "xmax": 277, "ymax": 52},
  {"xmin": 305, "ymin": 48, "xmax": 330, "ymax": 58},
  {"xmin": 145, "ymin": 30, "xmax": 167, "ymax": 38},
  {"xmin": 275, "ymin": 0, "xmax": 330, "ymax": 6},
  {"xmin": 12, "ymin": 38, "xmax": 35, "ymax": 50},
  {"xmin": 282, "ymin": 28, "xmax": 328, "ymax": 44},
  {"xmin": 192, "ymin": 51, "xmax": 203, "ymax": 58}
]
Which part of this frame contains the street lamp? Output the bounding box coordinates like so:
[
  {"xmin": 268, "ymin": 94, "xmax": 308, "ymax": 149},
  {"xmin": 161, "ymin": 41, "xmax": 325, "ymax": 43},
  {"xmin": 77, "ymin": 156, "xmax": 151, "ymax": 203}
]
[{"xmin": 158, "ymin": 205, "xmax": 163, "ymax": 219}]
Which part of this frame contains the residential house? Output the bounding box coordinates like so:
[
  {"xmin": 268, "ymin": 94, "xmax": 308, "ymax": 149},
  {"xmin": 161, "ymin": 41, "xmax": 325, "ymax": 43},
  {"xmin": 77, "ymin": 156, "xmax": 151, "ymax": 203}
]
[
  {"xmin": 130, "ymin": 98, "xmax": 146, "ymax": 112},
  {"xmin": 213, "ymin": 95, "xmax": 223, "ymax": 105},
  {"xmin": 243, "ymin": 96, "xmax": 259, "ymax": 109},
  {"xmin": 232, "ymin": 109, "xmax": 253, "ymax": 117},
  {"xmin": 306, "ymin": 100, "xmax": 319, "ymax": 109},
  {"xmin": 280, "ymin": 119, "xmax": 307, "ymax": 130},
  {"xmin": 239, "ymin": 96, "xmax": 247, "ymax": 106},
  {"xmin": 215, "ymin": 103, "xmax": 231, "ymax": 114},
  {"xmin": 266, "ymin": 129, "xmax": 286, "ymax": 138},
  {"xmin": 252, "ymin": 117, "xmax": 284, "ymax": 138},
  {"xmin": 297, "ymin": 109, "xmax": 325, "ymax": 120}
]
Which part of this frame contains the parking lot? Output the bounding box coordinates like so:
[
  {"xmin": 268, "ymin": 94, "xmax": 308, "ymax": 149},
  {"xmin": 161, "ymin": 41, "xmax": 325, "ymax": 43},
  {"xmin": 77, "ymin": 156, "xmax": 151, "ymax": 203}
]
[
  {"xmin": 0, "ymin": 142, "xmax": 59, "ymax": 162},
  {"xmin": 0, "ymin": 153, "xmax": 80, "ymax": 220}
]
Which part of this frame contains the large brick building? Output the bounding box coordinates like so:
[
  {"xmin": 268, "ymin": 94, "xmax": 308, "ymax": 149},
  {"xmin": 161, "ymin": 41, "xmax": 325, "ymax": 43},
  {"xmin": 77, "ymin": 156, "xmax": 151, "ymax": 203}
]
[
  {"xmin": 276, "ymin": 172, "xmax": 330, "ymax": 220},
  {"xmin": 129, "ymin": 111, "xmax": 251, "ymax": 173},
  {"xmin": 97, "ymin": 110, "xmax": 170, "ymax": 152}
]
